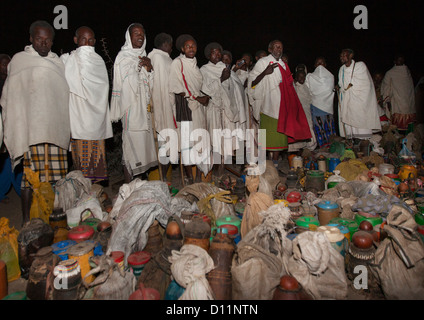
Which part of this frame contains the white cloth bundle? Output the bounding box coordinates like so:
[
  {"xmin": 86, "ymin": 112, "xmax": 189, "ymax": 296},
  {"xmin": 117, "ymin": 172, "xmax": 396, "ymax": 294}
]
[{"xmin": 169, "ymin": 244, "xmax": 215, "ymax": 300}]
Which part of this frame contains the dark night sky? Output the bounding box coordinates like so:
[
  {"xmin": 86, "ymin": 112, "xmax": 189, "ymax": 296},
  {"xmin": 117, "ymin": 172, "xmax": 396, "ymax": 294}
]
[{"xmin": 1, "ymin": 0, "xmax": 423, "ymax": 82}]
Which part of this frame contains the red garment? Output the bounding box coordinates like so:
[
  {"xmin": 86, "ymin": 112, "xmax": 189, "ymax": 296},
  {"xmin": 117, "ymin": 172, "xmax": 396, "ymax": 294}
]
[{"xmin": 276, "ymin": 63, "xmax": 312, "ymax": 143}]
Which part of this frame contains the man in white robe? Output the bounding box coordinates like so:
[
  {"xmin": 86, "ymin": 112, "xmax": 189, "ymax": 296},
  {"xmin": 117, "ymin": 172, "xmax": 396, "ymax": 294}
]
[
  {"xmin": 61, "ymin": 26, "xmax": 113, "ymax": 183},
  {"xmin": 201, "ymin": 44, "xmax": 246, "ymax": 175},
  {"xmin": 381, "ymin": 55, "xmax": 416, "ymax": 131},
  {"xmin": 305, "ymin": 57, "xmax": 336, "ymax": 147},
  {"xmin": 0, "ymin": 20, "xmax": 70, "ymax": 224},
  {"xmin": 110, "ymin": 23, "xmax": 157, "ymax": 182},
  {"xmin": 168, "ymin": 34, "xmax": 210, "ymax": 182},
  {"xmin": 337, "ymin": 49, "xmax": 381, "ymax": 139},
  {"xmin": 289, "ymin": 70, "xmax": 316, "ymax": 152},
  {"xmin": 147, "ymin": 33, "xmax": 177, "ymax": 180}
]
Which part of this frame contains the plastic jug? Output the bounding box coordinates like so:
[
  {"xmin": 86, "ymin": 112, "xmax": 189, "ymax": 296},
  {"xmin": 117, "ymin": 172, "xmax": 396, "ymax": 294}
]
[{"xmin": 325, "ymin": 170, "xmax": 346, "ymax": 189}]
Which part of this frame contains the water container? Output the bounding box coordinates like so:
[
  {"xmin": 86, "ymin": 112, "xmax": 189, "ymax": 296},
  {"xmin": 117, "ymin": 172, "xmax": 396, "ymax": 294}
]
[
  {"xmin": 51, "ymin": 240, "xmax": 77, "ymax": 260},
  {"xmin": 327, "ymin": 223, "xmax": 351, "ymax": 242},
  {"xmin": 329, "ymin": 217, "xmax": 359, "ymax": 239},
  {"xmin": 305, "ymin": 170, "xmax": 325, "ymax": 193},
  {"xmin": 325, "ymin": 170, "xmax": 346, "ymax": 189},
  {"xmin": 317, "ymin": 225, "xmax": 348, "ymax": 257},
  {"xmin": 165, "ymin": 279, "xmax": 185, "ymax": 300},
  {"xmin": 354, "ymin": 213, "xmax": 383, "ymax": 228},
  {"xmin": 315, "ymin": 200, "xmax": 340, "ymax": 226},
  {"xmin": 216, "ymin": 215, "xmax": 241, "ymax": 233},
  {"xmin": 127, "ymin": 251, "xmax": 151, "ymax": 279},
  {"xmin": 328, "ymin": 158, "xmax": 341, "ymax": 173}
]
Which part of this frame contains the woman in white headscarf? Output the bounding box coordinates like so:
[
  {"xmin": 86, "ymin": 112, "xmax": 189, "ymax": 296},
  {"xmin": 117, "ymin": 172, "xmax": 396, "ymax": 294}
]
[{"xmin": 111, "ymin": 23, "xmax": 158, "ymax": 182}]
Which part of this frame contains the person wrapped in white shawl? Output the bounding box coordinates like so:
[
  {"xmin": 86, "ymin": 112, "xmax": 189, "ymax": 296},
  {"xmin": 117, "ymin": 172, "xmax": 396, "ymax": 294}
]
[
  {"xmin": 168, "ymin": 34, "xmax": 211, "ymax": 182},
  {"xmin": 337, "ymin": 49, "xmax": 381, "ymax": 139},
  {"xmin": 381, "ymin": 55, "xmax": 416, "ymax": 130},
  {"xmin": 147, "ymin": 32, "xmax": 177, "ymax": 180},
  {"xmin": 305, "ymin": 57, "xmax": 336, "ymax": 147},
  {"xmin": 61, "ymin": 26, "xmax": 113, "ymax": 183},
  {"xmin": 200, "ymin": 43, "xmax": 246, "ymax": 175},
  {"xmin": 110, "ymin": 23, "xmax": 158, "ymax": 182}
]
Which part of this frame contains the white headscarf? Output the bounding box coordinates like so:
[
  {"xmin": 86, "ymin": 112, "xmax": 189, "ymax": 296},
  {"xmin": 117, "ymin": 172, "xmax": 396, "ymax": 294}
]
[{"xmin": 110, "ymin": 23, "xmax": 151, "ymax": 130}]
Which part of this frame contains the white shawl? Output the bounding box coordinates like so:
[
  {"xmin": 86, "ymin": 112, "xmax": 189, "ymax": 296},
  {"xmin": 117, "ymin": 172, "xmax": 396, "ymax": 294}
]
[
  {"xmin": 200, "ymin": 61, "xmax": 241, "ymax": 123},
  {"xmin": 305, "ymin": 65, "xmax": 335, "ymax": 114},
  {"xmin": 147, "ymin": 48, "xmax": 176, "ymax": 133},
  {"xmin": 110, "ymin": 25, "xmax": 152, "ymax": 131},
  {"xmin": 168, "ymin": 54, "xmax": 206, "ymax": 130},
  {"xmin": 0, "ymin": 45, "xmax": 70, "ymax": 168},
  {"xmin": 381, "ymin": 65, "xmax": 415, "ymax": 115},
  {"xmin": 337, "ymin": 60, "xmax": 381, "ymax": 132},
  {"xmin": 247, "ymin": 54, "xmax": 285, "ymax": 120},
  {"xmin": 61, "ymin": 46, "xmax": 113, "ymax": 140}
]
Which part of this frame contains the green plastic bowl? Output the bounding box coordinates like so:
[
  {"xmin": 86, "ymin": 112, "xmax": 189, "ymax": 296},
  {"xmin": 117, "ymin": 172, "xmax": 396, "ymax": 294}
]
[
  {"xmin": 329, "ymin": 217, "xmax": 359, "ymax": 237},
  {"xmin": 295, "ymin": 216, "xmax": 320, "ymax": 228},
  {"xmin": 354, "ymin": 213, "xmax": 383, "ymax": 227}
]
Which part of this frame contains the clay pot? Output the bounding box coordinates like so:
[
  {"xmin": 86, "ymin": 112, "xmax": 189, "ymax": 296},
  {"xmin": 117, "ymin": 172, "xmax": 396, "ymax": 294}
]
[
  {"xmin": 359, "ymin": 221, "xmax": 373, "ymax": 231},
  {"xmin": 352, "ymin": 231, "xmax": 374, "ymax": 249},
  {"xmin": 272, "ymin": 275, "xmax": 313, "ymax": 300},
  {"xmin": 166, "ymin": 221, "xmax": 183, "ymax": 240},
  {"xmin": 97, "ymin": 221, "xmax": 112, "ymax": 232}
]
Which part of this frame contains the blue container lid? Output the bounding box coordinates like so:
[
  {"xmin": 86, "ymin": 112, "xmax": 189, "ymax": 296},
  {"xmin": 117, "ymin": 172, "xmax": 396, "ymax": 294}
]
[
  {"xmin": 316, "ymin": 200, "xmax": 339, "ymax": 210},
  {"xmin": 87, "ymin": 240, "xmax": 104, "ymax": 256},
  {"xmin": 51, "ymin": 240, "xmax": 77, "ymax": 255}
]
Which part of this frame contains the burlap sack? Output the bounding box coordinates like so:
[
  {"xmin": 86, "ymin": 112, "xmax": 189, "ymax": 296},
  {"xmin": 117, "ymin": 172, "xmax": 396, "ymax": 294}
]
[
  {"xmin": 369, "ymin": 205, "xmax": 424, "ymax": 300},
  {"xmin": 287, "ymin": 231, "xmax": 348, "ymax": 300}
]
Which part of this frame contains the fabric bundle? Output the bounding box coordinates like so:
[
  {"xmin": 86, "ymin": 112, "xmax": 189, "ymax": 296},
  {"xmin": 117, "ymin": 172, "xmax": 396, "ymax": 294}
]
[{"xmin": 169, "ymin": 244, "xmax": 215, "ymax": 300}]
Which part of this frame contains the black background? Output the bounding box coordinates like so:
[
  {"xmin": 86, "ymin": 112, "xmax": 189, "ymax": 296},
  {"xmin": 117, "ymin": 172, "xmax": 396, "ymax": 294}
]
[{"xmin": 1, "ymin": 0, "xmax": 423, "ymax": 82}]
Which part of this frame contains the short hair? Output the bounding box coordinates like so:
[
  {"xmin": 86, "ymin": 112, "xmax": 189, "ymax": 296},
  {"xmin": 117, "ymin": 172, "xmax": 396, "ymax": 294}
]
[
  {"xmin": 128, "ymin": 23, "xmax": 145, "ymax": 35},
  {"xmin": 29, "ymin": 20, "xmax": 55, "ymax": 38},
  {"xmin": 154, "ymin": 33, "xmax": 173, "ymax": 49},
  {"xmin": 268, "ymin": 40, "xmax": 282, "ymax": 50},
  {"xmin": 295, "ymin": 70, "xmax": 306, "ymax": 77},
  {"xmin": 0, "ymin": 54, "xmax": 11, "ymax": 62},
  {"xmin": 222, "ymin": 50, "xmax": 232, "ymax": 61},
  {"xmin": 204, "ymin": 42, "xmax": 223, "ymax": 59},
  {"xmin": 242, "ymin": 52, "xmax": 253, "ymax": 60},
  {"xmin": 175, "ymin": 34, "xmax": 196, "ymax": 52},
  {"xmin": 342, "ymin": 48, "xmax": 354, "ymax": 57},
  {"xmin": 315, "ymin": 56, "xmax": 326, "ymax": 64},
  {"xmin": 75, "ymin": 26, "xmax": 95, "ymax": 38},
  {"xmin": 255, "ymin": 50, "xmax": 266, "ymax": 58}
]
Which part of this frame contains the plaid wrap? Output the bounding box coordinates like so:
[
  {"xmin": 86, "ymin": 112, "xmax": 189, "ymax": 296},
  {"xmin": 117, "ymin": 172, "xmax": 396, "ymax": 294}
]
[{"xmin": 22, "ymin": 144, "xmax": 68, "ymax": 188}]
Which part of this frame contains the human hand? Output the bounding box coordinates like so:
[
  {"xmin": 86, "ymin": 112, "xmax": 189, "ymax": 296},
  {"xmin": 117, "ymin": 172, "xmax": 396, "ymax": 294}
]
[
  {"xmin": 196, "ymin": 95, "xmax": 210, "ymax": 106},
  {"xmin": 263, "ymin": 62, "xmax": 278, "ymax": 75},
  {"xmin": 138, "ymin": 56, "xmax": 153, "ymax": 72},
  {"xmin": 221, "ymin": 68, "xmax": 231, "ymax": 82}
]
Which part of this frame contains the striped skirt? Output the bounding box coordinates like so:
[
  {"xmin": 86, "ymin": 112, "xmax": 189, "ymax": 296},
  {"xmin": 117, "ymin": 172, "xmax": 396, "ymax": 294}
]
[{"xmin": 70, "ymin": 139, "xmax": 108, "ymax": 183}]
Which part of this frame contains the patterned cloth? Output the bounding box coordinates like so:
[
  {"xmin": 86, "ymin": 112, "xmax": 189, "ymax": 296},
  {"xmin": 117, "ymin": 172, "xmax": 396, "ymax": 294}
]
[
  {"xmin": 71, "ymin": 139, "xmax": 108, "ymax": 183},
  {"xmin": 21, "ymin": 144, "xmax": 68, "ymax": 188},
  {"xmin": 311, "ymin": 104, "xmax": 336, "ymax": 147}
]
